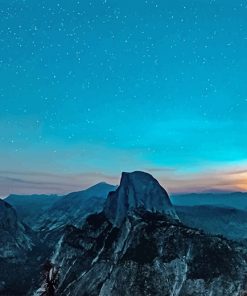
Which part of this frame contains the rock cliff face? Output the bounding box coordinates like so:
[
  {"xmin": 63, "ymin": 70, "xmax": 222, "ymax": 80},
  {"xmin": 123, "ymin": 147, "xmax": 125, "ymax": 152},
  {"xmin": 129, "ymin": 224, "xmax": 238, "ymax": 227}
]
[
  {"xmin": 35, "ymin": 182, "xmax": 116, "ymax": 232},
  {"xmin": 104, "ymin": 171, "xmax": 178, "ymax": 226},
  {"xmin": 46, "ymin": 172, "xmax": 247, "ymax": 296},
  {"xmin": 0, "ymin": 199, "xmax": 44, "ymax": 296},
  {"xmin": 5, "ymin": 194, "xmax": 61, "ymax": 226},
  {"xmin": 0, "ymin": 199, "xmax": 33, "ymax": 259}
]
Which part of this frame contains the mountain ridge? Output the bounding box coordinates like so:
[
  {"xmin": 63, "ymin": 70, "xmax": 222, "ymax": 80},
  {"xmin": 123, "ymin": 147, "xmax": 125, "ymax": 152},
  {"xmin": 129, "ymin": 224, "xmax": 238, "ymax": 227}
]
[{"xmin": 35, "ymin": 171, "xmax": 247, "ymax": 296}]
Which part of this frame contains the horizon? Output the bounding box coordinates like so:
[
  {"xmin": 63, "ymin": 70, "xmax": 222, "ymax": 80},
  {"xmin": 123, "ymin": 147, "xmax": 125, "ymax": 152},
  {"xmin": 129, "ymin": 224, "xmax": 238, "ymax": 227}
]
[
  {"xmin": 1, "ymin": 169, "xmax": 247, "ymax": 199},
  {"xmin": 1, "ymin": 0, "xmax": 247, "ymax": 196}
]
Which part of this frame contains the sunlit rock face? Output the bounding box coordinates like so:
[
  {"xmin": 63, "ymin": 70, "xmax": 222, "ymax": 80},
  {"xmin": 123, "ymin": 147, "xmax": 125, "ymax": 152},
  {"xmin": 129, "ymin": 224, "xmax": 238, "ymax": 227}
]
[
  {"xmin": 104, "ymin": 171, "xmax": 178, "ymax": 226},
  {"xmin": 46, "ymin": 171, "xmax": 247, "ymax": 296}
]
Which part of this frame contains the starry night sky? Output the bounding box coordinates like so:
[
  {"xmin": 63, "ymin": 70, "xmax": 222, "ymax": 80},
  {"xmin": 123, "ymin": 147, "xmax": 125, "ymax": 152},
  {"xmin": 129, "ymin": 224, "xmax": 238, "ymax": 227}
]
[{"xmin": 1, "ymin": 0, "xmax": 247, "ymax": 196}]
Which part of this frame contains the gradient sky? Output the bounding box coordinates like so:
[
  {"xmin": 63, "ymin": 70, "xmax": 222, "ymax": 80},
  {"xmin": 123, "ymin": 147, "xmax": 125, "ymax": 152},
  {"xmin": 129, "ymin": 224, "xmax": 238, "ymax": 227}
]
[{"xmin": 1, "ymin": 0, "xmax": 247, "ymax": 196}]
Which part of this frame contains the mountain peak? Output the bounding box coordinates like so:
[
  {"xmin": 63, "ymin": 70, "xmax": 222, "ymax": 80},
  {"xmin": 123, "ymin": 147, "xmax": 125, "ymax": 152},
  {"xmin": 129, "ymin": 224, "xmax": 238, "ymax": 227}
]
[
  {"xmin": 80, "ymin": 182, "xmax": 116, "ymax": 198},
  {"xmin": 86, "ymin": 181, "xmax": 116, "ymax": 192},
  {"xmin": 104, "ymin": 171, "xmax": 178, "ymax": 226}
]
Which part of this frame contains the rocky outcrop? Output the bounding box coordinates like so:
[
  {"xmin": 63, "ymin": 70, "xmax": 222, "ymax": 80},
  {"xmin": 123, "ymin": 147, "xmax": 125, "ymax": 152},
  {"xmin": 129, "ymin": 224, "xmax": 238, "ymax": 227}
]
[
  {"xmin": 0, "ymin": 199, "xmax": 47, "ymax": 296},
  {"xmin": 46, "ymin": 171, "xmax": 247, "ymax": 296},
  {"xmin": 104, "ymin": 171, "xmax": 178, "ymax": 226},
  {"xmin": 0, "ymin": 199, "xmax": 33, "ymax": 259},
  {"xmin": 51, "ymin": 210, "xmax": 247, "ymax": 296}
]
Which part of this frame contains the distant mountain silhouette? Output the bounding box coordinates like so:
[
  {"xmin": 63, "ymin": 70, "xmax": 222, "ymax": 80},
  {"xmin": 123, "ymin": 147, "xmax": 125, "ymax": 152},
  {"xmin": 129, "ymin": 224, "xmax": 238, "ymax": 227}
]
[
  {"xmin": 5, "ymin": 194, "xmax": 62, "ymax": 225},
  {"xmin": 176, "ymin": 205, "xmax": 247, "ymax": 240},
  {"xmin": 35, "ymin": 182, "xmax": 116, "ymax": 231},
  {"xmin": 171, "ymin": 192, "xmax": 247, "ymax": 210}
]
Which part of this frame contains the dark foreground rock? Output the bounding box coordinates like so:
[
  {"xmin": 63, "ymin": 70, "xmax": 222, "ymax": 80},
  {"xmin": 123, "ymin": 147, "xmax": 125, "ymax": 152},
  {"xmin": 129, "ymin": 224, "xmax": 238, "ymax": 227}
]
[{"xmin": 38, "ymin": 172, "xmax": 247, "ymax": 296}]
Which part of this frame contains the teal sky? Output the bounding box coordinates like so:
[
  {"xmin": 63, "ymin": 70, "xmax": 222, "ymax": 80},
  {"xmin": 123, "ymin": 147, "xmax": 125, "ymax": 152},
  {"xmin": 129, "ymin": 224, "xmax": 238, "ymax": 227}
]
[{"xmin": 0, "ymin": 0, "xmax": 247, "ymax": 196}]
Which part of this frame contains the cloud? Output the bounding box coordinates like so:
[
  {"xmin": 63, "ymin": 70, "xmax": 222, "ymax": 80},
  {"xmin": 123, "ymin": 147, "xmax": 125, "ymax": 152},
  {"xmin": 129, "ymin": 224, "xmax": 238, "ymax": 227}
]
[
  {"xmin": 1, "ymin": 160, "xmax": 247, "ymax": 197},
  {"xmin": 0, "ymin": 170, "xmax": 118, "ymax": 197}
]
